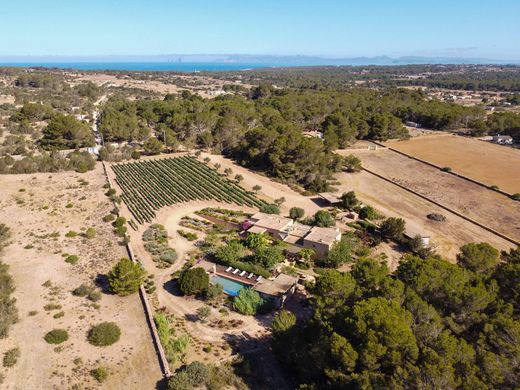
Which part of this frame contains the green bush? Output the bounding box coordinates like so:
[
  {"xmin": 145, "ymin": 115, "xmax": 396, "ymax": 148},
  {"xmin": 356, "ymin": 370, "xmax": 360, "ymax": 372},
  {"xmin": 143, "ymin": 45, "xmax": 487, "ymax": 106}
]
[
  {"xmin": 233, "ymin": 288, "xmax": 264, "ymax": 315},
  {"xmin": 65, "ymin": 230, "xmax": 77, "ymax": 238},
  {"xmin": 178, "ymin": 267, "xmax": 209, "ymax": 296},
  {"xmin": 87, "ymin": 322, "xmax": 121, "ymax": 346},
  {"xmin": 260, "ymin": 203, "xmax": 280, "ymax": 215},
  {"xmin": 91, "ymin": 366, "xmax": 108, "ymax": 382},
  {"xmin": 103, "ymin": 214, "xmax": 116, "ymax": 222},
  {"xmin": 3, "ymin": 347, "xmax": 20, "ymax": 367},
  {"xmin": 85, "ymin": 227, "xmax": 96, "ymax": 239},
  {"xmin": 72, "ymin": 283, "xmax": 93, "ymax": 297},
  {"xmin": 65, "ymin": 255, "xmax": 79, "ymax": 265},
  {"xmin": 44, "ymin": 329, "xmax": 69, "ymax": 344}
]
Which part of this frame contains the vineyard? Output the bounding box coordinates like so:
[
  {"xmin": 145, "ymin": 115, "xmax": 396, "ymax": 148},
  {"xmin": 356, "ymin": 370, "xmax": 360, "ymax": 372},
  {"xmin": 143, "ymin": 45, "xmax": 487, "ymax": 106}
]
[{"xmin": 112, "ymin": 156, "xmax": 266, "ymax": 224}]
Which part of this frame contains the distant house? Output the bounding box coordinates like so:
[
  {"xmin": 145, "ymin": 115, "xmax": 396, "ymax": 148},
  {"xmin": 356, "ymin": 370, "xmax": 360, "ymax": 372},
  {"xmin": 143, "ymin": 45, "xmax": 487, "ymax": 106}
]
[
  {"xmin": 404, "ymin": 222, "xmax": 430, "ymax": 247},
  {"xmin": 245, "ymin": 212, "xmax": 341, "ymax": 257},
  {"xmin": 492, "ymin": 134, "xmax": 513, "ymax": 145},
  {"xmin": 318, "ymin": 192, "xmax": 342, "ymax": 207},
  {"xmin": 87, "ymin": 146, "xmax": 99, "ymax": 155},
  {"xmin": 405, "ymin": 121, "xmax": 421, "ymax": 128}
]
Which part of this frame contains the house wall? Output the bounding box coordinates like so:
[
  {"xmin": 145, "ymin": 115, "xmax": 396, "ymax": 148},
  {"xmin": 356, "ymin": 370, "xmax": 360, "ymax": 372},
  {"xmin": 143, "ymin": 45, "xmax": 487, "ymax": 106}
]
[{"xmin": 302, "ymin": 239, "xmax": 331, "ymax": 257}]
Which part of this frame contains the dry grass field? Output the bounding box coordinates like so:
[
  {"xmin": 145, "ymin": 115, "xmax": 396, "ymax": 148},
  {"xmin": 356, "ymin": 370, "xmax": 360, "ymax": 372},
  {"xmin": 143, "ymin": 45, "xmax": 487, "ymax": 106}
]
[
  {"xmin": 385, "ymin": 134, "xmax": 520, "ymax": 194},
  {"xmin": 343, "ymin": 148, "xmax": 520, "ymax": 246},
  {"xmin": 0, "ymin": 165, "xmax": 161, "ymax": 389},
  {"xmin": 335, "ymin": 169, "xmax": 515, "ymax": 261}
]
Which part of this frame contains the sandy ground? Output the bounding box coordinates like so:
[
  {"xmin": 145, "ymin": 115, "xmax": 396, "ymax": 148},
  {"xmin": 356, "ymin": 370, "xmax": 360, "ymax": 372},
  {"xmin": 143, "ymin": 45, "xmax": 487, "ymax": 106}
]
[
  {"xmin": 334, "ymin": 155, "xmax": 516, "ymax": 260},
  {"xmin": 385, "ymin": 134, "xmax": 520, "ymax": 193},
  {"xmin": 0, "ymin": 164, "xmax": 161, "ymax": 389},
  {"xmin": 199, "ymin": 152, "xmax": 322, "ymax": 217},
  {"xmin": 74, "ymin": 73, "xmax": 250, "ymax": 99}
]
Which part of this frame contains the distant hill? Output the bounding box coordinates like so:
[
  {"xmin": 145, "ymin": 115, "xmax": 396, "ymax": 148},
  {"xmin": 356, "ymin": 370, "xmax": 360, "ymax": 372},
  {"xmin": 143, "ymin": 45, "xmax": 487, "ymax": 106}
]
[{"xmin": 0, "ymin": 54, "xmax": 518, "ymax": 66}]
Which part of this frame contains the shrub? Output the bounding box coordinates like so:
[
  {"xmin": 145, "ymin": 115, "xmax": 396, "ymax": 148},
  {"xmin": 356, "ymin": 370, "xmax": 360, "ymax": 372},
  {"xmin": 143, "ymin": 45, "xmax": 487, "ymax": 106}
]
[
  {"xmin": 53, "ymin": 311, "xmax": 65, "ymax": 319},
  {"xmin": 441, "ymin": 166, "xmax": 452, "ymax": 172},
  {"xmin": 289, "ymin": 207, "xmax": 305, "ymax": 220},
  {"xmin": 359, "ymin": 206, "xmax": 379, "ymax": 220},
  {"xmin": 3, "ymin": 347, "xmax": 20, "ymax": 367},
  {"xmin": 85, "ymin": 228, "xmax": 96, "ymax": 239},
  {"xmin": 87, "ymin": 291, "xmax": 102, "ymax": 302},
  {"xmin": 168, "ymin": 371, "xmax": 192, "ymax": 390},
  {"xmin": 313, "ymin": 210, "xmax": 335, "ymax": 227},
  {"xmin": 91, "ymin": 366, "xmax": 108, "ymax": 382},
  {"xmin": 380, "ymin": 217, "xmax": 406, "ymax": 240},
  {"xmin": 233, "ymin": 288, "xmax": 264, "ymax": 315},
  {"xmin": 427, "ymin": 213, "xmax": 446, "ymax": 222},
  {"xmin": 65, "ymin": 230, "xmax": 77, "ymax": 238},
  {"xmin": 72, "ymin": 283, "xmax": 93, "ymax": 297},
  {"xmin": 512, "ymin": 193, "xmax": 520, "ymax": 201},
  {"xmin": 184, "ymin": 361, "xmax": 210, "ymax": 387},
  {"xmin": 260, "ymin": 203, "xmax": 280, "ymax": 215},
  {"xmin": 197, "ymin": 305, "xmax": 211, "ymax": 322},
  {"xmin": 178, "ymin": 267, "xmax": 209, "ymax": 296},
  {"xmin": 154, "ymin": 313, "xmax": 171, "ymax": 348},
  {"xmin": 87, "ymin": 322, "xmax": 121, "ymax": 346},
  {"xmin": 65, "ymin": 203, "xmax": 74, "ymax": 209},
  {"xmin": 65, "ymin": 255, "xmax": 79, "ymax": 265},
  {"xmin": 108, "ymin": 258, "xmax": 146, "ymax": 296},
  {"xmin": 177, "ymin": 229, "xmax": 198, "ymax": 241},
  {"xmin": 103, "ymin": 214, "xmax": 116, "ymax": 222},
  {"xmin": 44, "ymin": 329, "xmax": 69, "ymax": 344},
  {"xmin": 159, "ymin": 248, "xmax": 178, "ymax": 264}
]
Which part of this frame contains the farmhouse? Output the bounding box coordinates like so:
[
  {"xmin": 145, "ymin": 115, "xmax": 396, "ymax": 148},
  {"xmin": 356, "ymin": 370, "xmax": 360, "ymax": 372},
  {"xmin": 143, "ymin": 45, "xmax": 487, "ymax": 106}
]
[
  {"xmin": 245, "ymin": 212, "xmax": 341, "ymax": 257},
  {"xmin": 492, "ymin": 134, "xmax": 513, "ymax": 145}
]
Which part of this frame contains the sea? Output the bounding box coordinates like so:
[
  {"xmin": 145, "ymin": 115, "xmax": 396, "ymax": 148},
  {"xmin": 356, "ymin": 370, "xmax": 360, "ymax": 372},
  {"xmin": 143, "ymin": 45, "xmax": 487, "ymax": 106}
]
[{"xmin": 0, "ymin": 62, "xmax": 278, "ymax": 72}]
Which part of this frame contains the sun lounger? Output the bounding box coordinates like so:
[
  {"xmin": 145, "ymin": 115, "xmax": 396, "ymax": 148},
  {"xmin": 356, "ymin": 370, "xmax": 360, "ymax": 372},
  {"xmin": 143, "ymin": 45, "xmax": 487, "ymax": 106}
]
[
  {"xmin": 239, "ymin": 271, "xmax": 246, "ymax": 277},
  {"xmin": 256, "ymin": 275, "xmax": 262, "ymax": 281},
  {"xmin": 233, "ymin": 269, "xmax": 240, "ymax": 274},
  {"xmin": 225, "ymin": 266, "xmax": 232, "ymax": 272},
  {"xmin": 247, "ymin": 273, "xmax": 254, "ymax": 279}
]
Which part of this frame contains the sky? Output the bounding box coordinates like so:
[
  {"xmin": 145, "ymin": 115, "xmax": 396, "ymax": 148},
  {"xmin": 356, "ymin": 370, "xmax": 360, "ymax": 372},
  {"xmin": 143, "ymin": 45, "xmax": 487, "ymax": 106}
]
[{"xmin": 0, "ymin": 0, "xmax": 519, "ymax": 60}]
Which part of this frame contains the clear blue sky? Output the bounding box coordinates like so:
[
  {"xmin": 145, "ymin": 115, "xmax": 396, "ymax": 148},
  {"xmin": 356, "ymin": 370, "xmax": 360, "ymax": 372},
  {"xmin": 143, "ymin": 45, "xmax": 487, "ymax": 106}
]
[{"xmin": 1, "ymin": 0, "xmax": 519, "ymax": 59}]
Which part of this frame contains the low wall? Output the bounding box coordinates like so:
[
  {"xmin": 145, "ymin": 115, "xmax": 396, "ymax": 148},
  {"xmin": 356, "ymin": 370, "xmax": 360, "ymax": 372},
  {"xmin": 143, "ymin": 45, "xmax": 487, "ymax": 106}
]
[
  {"xmin": 362, "ymin": 166, "xmax": 519, "ymax": 247},
  {"xmin": 371, "ymin": 141, "xmax": 515, "ymax": 198},
  {"xmin": 102, "ymin": 162, "xmax": 172, "ymax": 378}
]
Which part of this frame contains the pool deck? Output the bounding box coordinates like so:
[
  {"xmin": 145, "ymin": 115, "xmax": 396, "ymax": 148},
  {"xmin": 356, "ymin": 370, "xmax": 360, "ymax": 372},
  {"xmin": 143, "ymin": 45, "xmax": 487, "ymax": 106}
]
[{"xmin": 196, "ymin": 259, "xmax": 258, "ymax": 286}]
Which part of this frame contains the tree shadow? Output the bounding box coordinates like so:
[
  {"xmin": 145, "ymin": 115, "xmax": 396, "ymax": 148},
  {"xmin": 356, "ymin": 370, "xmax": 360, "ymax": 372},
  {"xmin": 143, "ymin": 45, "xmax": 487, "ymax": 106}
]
[
  {"xmin": 155, "ymin": 376, "xmax": 168, "ymax": 390},
  {"xmin": 310, "ymin": 196, "xmax": 330, "ymax": 208},
  {"xmin": 94, "ymin": 273, "xmax": 111, "ymax": 294},
  {"xmin": 162, "ymin": 278, "xmax": 182, "ymax": 297},
  {"xmin": 223, "ymin": 332, "xmax": 295, "ymax": 390}
]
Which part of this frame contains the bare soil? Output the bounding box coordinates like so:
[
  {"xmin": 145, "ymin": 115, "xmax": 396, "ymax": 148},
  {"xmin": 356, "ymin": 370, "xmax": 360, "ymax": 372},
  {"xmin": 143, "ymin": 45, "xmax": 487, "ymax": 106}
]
[
  {"xmin": 385, "ymin": 134, "xmax": 520, "ymax": 193},
  {"xmin": 0, "ymin": 164, "xmax": 161, "ymax": 389}
]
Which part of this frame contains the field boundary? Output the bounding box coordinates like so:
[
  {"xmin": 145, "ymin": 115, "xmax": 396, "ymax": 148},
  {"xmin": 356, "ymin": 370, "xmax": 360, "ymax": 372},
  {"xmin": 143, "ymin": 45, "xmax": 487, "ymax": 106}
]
[
  {"xmin": 361, "ymin": 167, "xmax": 519, "ymax": 247},
  {"xmin": 102, "ymin": 161, "xmax": 172, "ymax": 378},
  {"xmin": 372, "ymin": 141, "xmax": 516, "ymax": 198}
]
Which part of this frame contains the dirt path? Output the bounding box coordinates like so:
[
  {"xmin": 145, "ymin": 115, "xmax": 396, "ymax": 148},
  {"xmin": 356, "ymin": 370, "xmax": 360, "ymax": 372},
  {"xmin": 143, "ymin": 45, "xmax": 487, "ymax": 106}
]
[{"xmin": 126, "ymin": 201, "xmax": 272, "ymax": 345}]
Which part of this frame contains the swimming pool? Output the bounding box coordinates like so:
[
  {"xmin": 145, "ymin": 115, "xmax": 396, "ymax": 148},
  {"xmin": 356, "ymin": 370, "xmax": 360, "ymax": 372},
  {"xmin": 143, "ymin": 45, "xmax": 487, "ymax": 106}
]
[{"xmin": 211, "ymin": 275, "xmax": 250, "ymax": 296}]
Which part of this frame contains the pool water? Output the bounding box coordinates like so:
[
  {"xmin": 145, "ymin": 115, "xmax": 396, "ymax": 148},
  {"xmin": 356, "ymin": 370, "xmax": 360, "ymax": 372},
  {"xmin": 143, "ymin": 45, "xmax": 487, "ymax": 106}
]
[{"xmin": 211, "ymin": 275, "xmax": 249, "ymax": 296}]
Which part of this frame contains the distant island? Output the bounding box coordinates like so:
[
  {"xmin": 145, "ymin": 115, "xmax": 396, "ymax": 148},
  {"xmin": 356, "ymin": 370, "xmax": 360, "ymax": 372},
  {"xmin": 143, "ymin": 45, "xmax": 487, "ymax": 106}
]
[{"xmin": 0, "ymin": 54, "xmax": 519, "ymax": 72}]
